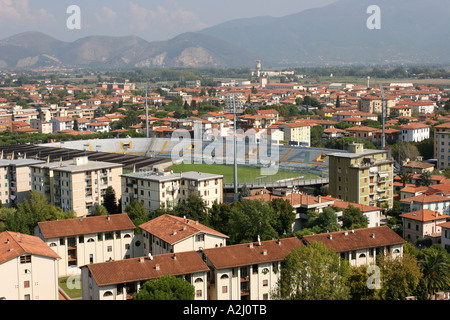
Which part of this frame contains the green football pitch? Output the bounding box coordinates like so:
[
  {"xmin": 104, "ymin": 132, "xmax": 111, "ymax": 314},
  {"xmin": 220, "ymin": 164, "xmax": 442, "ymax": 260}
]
[{"xmin": 167, "ymin": 163, "xmax": 320, "ymax": 184}]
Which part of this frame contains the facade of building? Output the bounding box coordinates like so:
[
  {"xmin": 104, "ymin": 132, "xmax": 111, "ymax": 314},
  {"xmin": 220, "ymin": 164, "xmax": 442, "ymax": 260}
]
[
  {"xmin": 278, "ymin": 122, "xmax": 311, "ymax": 146},
  {"xmin": 34, "ymin": 214, "xmax": 137, "ymax": 276},
  {"xmin": 200, "ymin": 237, "xmax": 303, "ymax": 300},
  {"xmin": 398, "ymin": 123, "xmax": 430, "ymax": 142},
  {"xmin": 0, "ymin": 231, "xmax": 60, "ymax": 300},
  {"xmin": 121, "ymin": 170, "xmax": 223, "ymax": 212},
  {"xmin": 434, "ymin": 122, "xmax": 450, "ymax": 169},
  {"xmin": 30, "ymin": 156, "xmax": 123, "ymax": 216},
  {"xmin": 139, "ymin": 214, "xmax": 228, "ymax": 256},
  {"xmin": 328, "ymin": 143, "xmax": 394, "ymax": 208},
  {"xmin": 400, "ymin": 209, "xmax": 448, "ymax": 245}
]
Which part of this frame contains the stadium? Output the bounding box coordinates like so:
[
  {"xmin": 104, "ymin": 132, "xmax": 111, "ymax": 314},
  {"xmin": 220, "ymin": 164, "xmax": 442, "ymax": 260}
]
[{"xmin": 37, "ymin": 137, "xmax": 344, "ymax": 190}]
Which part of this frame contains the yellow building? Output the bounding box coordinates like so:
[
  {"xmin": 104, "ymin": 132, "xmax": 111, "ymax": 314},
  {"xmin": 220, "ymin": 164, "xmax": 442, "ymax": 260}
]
[
  {"xmin": 31, "ymin": 156, "xmax": 123, "ymax": 216},
  {"xmin": 328, "ymin": 143, "xmax": 394, "ymax": 208}
]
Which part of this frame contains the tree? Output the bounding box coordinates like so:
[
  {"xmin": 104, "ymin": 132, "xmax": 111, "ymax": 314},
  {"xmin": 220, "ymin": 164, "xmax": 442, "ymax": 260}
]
[
  {"xmin": 398, "ymin": 171, "xmax": 413, "ymax": 187},
  {"xmin": 274, "ymin": 241, "xmax": 351, "ymax": 300},
  {"xmin": 94, "ymin": 205, "xmax": 109, "ymax": 216},
  {"xmin": 270, "ymin": 198, "xmax": 296, "ymax": 235},
  {"xmin": 340, "ymin": 205, "xmax": 369, "ymax": 230},
  {"xmin": 133, "ymin": 275, "xmax": 195, "ymax": 300},
  {"xmin": 393, "ymin": 142, "xmax": 420, "ymax": 163},
  {"xmin": 172, "ymin": 194, "xmax": 209, "ymax": 226},
  {"xmin": 417, "ymin": 171, "xmax": 432, "ymax": 187},
  {"xmin": 305, "ymin": 207, "xmax": 341, "ymax": 234},
  {"xmin": 417, "ymin": 246, "xmax": 450, "ymax": 298},
  {"xmin": 209, "ymin": 201, "xmax": 232, "ymax": 236},
  {"xmin": 125, "ymin": 200, "xmax": 149, "ymax": 233},
  {"xmin": 228, "ymin": 200, "xmax": 279, "ymax": 244},
  {"xmin": 102, "ymin": 186, "xmax": 119, "ymax": 214}
]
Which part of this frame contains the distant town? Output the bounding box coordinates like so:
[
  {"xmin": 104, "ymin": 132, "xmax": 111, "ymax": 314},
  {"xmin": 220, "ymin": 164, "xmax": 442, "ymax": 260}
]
[{"xmin": 1, "ymin": 64, "xmax": 450, "ymax": 302}]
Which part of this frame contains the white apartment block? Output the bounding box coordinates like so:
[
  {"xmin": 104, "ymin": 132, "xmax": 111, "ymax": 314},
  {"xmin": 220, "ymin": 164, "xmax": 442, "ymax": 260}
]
[
  {"xmin": 302, "ymin": 226, "xmax": 406, "ymax": 268},
  {"xmin": 30, "ymin": 156, "xmax": 123, "ymax": 217},
  {"xmin": 121, "ymin": 170, "xmax": 223, "ymax": 212},
  {"xmin": 139, "ymin": 214, "xmax": 228, "ymax": 256},
  {"xmin": 0, "ymin": 159, "xmax": 45, "ymax": 207},
  {"xmin": 200, "ymin": 237, "xmax": 303, "ymax": 300},
  {"xmin": 399, "ymin": 123, "xmax": 430, "ymax": 142},
  {"xmin": 81, "ymin": 251, "xmax": 209, "ymax": 300},
  {"xmin": 34, "ymin": 214, "xmax": 137, "ymax": 276},
  {"xmin": 51, "ymin": 116, "xmax": 74, "ymax": 133},
  {"xmin": 441, "ymin": 222, "xmax": 450, "ymax": 252},
  {"xmin": 0, "ymin": 231, "xmax": 60, "ymax": 300}
]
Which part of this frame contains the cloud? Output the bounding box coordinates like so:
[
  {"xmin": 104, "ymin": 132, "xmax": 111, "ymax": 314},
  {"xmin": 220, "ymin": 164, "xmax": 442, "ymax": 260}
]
[
  {"xmin": 127, "ymin": 1, "xmax": 208, "ymax": 35},
  {"xmin": 95, "ymin": 6, "xmax": 118, "ymax": 28},
  {"xmin": 0, "ymin": 0, "xmax": 55, "ymax": 24}
]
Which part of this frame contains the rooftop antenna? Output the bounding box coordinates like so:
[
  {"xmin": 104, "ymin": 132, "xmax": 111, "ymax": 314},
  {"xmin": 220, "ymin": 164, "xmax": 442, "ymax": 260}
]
[{"xmin": 379, "ymin": 84, "xmax": 386, "ymax": 149}]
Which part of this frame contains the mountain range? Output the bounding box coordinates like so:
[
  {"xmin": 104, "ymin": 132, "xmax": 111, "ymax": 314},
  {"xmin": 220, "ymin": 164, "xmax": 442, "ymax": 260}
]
[{"xmin": 1, "ymin": 0, "xmax": 449, "ymax": 69}]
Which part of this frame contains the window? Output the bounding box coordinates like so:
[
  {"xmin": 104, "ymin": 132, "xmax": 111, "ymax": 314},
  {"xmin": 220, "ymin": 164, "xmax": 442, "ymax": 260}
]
[
  {"xmin": 196, "ymin": 290, "xmax": 202, "ymax": 298},
  {"xmin": 222, "ymin": 286, "xmax": 228, "ymax": 293},
  {"xmin": 263, "ymin": 280, "xmax": 268, "ymax": 287},
  {"xmin": 107, "ymin": 246, "xmax": 112, "ymax": 252},
  {"xmin": 220, "ymin": 274, "xmax": 229, "ymax": 279},
  {"xmin": 24, "ymin": 281, "xmax": 30, "ymax": 288},
  {"xmin": 20, "ymin": 255, "xmax": 31, "ymax": 264}
]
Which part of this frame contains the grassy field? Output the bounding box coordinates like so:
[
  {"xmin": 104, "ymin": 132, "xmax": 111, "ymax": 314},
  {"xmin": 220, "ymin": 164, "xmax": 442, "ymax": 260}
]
[{"xmin": 167, "ymin": 163, "xmax": 320, "ymax": 184}]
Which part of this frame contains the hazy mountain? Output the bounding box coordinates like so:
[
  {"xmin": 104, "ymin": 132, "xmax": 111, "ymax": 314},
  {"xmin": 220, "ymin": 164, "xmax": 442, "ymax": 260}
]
[
  {"xmin": 0, "ymin": 31, "xmax": 256, "ymax": 69},
  {"xmin": 0, "ymin": 0, "xmax": 449, "ymax": 69},
  {"xmin": 199, "ymin": 0, "xmax": 450, "ymax": 66}
]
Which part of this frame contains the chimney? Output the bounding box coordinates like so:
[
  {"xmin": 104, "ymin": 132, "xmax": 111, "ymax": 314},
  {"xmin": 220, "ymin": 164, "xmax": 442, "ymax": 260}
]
[
  {"xmin": 328, "ymin": 234, "xmax": 333, "ymax": 240},
  {"xmin": 262, "ymin": 249, "xmax": 268, "ymax": 255},
  {"xmin": 318, "ymin": 195, "xmax": 321, "ymax": 203},
  {"xmin": 172, "ymin": 254, "xmax": 177, "ymax": 260},
  {"xmin": 139, "ymin": 257, "xmax": 145, "ymax": 263},
  {"xmin": 371, "ymin": 233, "xmax": 375, "ymax": 239},
  {"xmin": 107, "ymin": 216, "xmax": 110, "ymax": 221},
  {"xmin": 155, "ymin": 264, "xmax": 160, "ymax": 270},
  {"xmin": 249, "ymin": 243, "xmax": 254, "ymax": 248}
]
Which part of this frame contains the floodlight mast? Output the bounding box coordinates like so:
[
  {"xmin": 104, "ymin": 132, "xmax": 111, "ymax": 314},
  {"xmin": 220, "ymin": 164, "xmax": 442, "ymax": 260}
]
[
  {"xmin": 233, "ymin": 95, "xmax": 239, "ymax": 201},
  {"xmin": 380, "ymin": 84, "xmax": 386, "ymax": 149}
]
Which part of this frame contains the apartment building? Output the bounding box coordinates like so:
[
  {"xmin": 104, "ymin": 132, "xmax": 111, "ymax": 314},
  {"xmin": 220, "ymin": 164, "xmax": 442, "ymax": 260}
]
[
  {"xmin": 0, "ymin": 231, "xmax": 60, "ymax": 300},
  {"xmin": 278, "ymin": 122, "xmax": 310, "ymax": 146},
  {"xmin": 358, "ymin": 95, "xmax": 396, "ymax": 115},
  {"xmin": 0, "ymin": 159, "xmax": 46, "ymax": 207},
  {"xmin": 34, "ymin": 214, "xmax": 136, "ymax": 276},
  {"xmin": 434, "ymin": 122, "xmax": 450, "ymax": 169},
  {"xmin": 399, "ymin": 194, "xmax": 450, "ymax": 216},
  {"xmin": 200, "ymin": 237, "xmax": 303, "ymax": 300},
  {"xmin": 328, "ymin": 143, "xmax": 394, "ymax": 208},
  {"xmin": 139, "ymin": 214, "xmax": 228, "ymax": 256},
  {"xmin": 440, "ymin": 222, "xmax": 450, "ymax": 252},
  {"xmin": 81, "ymin": 251, "xmax": 209, "ymax": 300},
  {"xmin": 30, "ymin": 156, "xmax": 123, "ymax": 216},
  {"xmin": 398, "ymin": 122, "xmax": 430, "ymax": 142},
  {"xmin": 302, "ymin": 226, "xmax": 406, "ymax": 267},
  {"xmin": 121, "ymin": 170, "xmax": 223, "ymax": 212},
  {"xmin": 51, "ymin": 116, "xmax": 74, "ymax": 133}
]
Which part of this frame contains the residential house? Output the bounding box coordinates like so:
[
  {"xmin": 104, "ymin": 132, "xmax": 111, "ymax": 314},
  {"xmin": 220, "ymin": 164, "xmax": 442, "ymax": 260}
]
[
  {"xmin": 81, "ymin": 251, "xmax": 209, "ymax": 300},
  {"xmin": 302, "ymin": 226, "xmax": 406, "ymax": 267},
  {"xmin": 278, "ymin": 122, "xmax": 310, "ymax": 146},
  {"xmin": 200, "ymin": 237, "xmax": 303, "ymax": 300},
  {"xmin": 0, "ymin": 231, "xmax": 60, "ymax": 300},
  {"xmin": 400, "ymin": 194, "xmax": 450, "ymax": 215},
  {"xmin": 52, "ymin": 116, "xmax": 74, "ymax": 133},
  {"xmin": 139, "ymin": 214, "xmax": 228, "ymax": 256},
  {"xmin": 34, "ymin": 214, "xmax": 136, "ymax": 276},
  {"xmin": 400, "ymin": 209, "xmax": 448, "ymax": 245},
  {"xmin": 399, "ymin": 123, "xmax": 430, "ymax": 142}
]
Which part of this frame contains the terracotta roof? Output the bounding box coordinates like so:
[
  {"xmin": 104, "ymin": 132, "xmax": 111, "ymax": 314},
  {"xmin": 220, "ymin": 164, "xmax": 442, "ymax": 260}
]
[
  {"xmin": 403, "ymin": 161, "xmax": 434, "ymax": 169},
  {"xmin": 400, "ymin": 185, "xmax": 429, "ymax": 194},
  {"xmin": 302, "ymin": 226, "xmax": 406, "ymax": 252},
  {"xmin": 201, "ymin": 237, "xmax": 303, "ymax": 269},
  {"xmin": 399, "ymin": 209, "xmax": 447, "ymax": 222},
  {"xmin": 84, "ymin": 251, "xmax": 209, "ymax": 286},
  {"xmin": 399, "ymin": 122, "xmax": 429, "ymax": 129},
  {"xmin": 0, "ymin": 231, "xmax": 60, "ymax": 264},
  {"xmin": 139, "ymin": 214, "xmax": 228, "ymax": 245},
  {"xmin": 244, "ymin": 193, "xmax": 333, "ymax": 207},
  {"xmin": 37, "ymin": 214, "xmax": 136, "ymax": 239},
  {"xmin": 399, "ymin": 193, "xmax": 450, "ymax": 204}
]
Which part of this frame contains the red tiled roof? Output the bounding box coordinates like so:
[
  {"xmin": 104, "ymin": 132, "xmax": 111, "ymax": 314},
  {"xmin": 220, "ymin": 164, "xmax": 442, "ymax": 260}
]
[
  {"xmin": 399, "ymin": 209, "xmax": 447, "ymax": 222},
  {"xmin": 37, "ymin": 214, "xmax": 136, "ymax": 239},
  {"xmin": 201, "ymin": 237, "xmax": 303, "ymax": 270},
  {"xmin": 139, "ymin": 214, "xmax": 228, "ymax": 245},
  {"xmin": 0, "ymin": 231, "xmax": 61, "ymax": 264},
  {"xmin": 85, "ymin": 251, "xmax": 209, "ymax": 286},
  {"xmin": 303, "ymin": 226, "xmax": 406, "ymax": 252}
]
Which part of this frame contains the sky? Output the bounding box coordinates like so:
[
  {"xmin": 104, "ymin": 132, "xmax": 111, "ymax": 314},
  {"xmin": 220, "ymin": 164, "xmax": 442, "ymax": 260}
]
[{"xmin": 0, "ymin": 0, "xmax": 338, "ymax": 42}]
